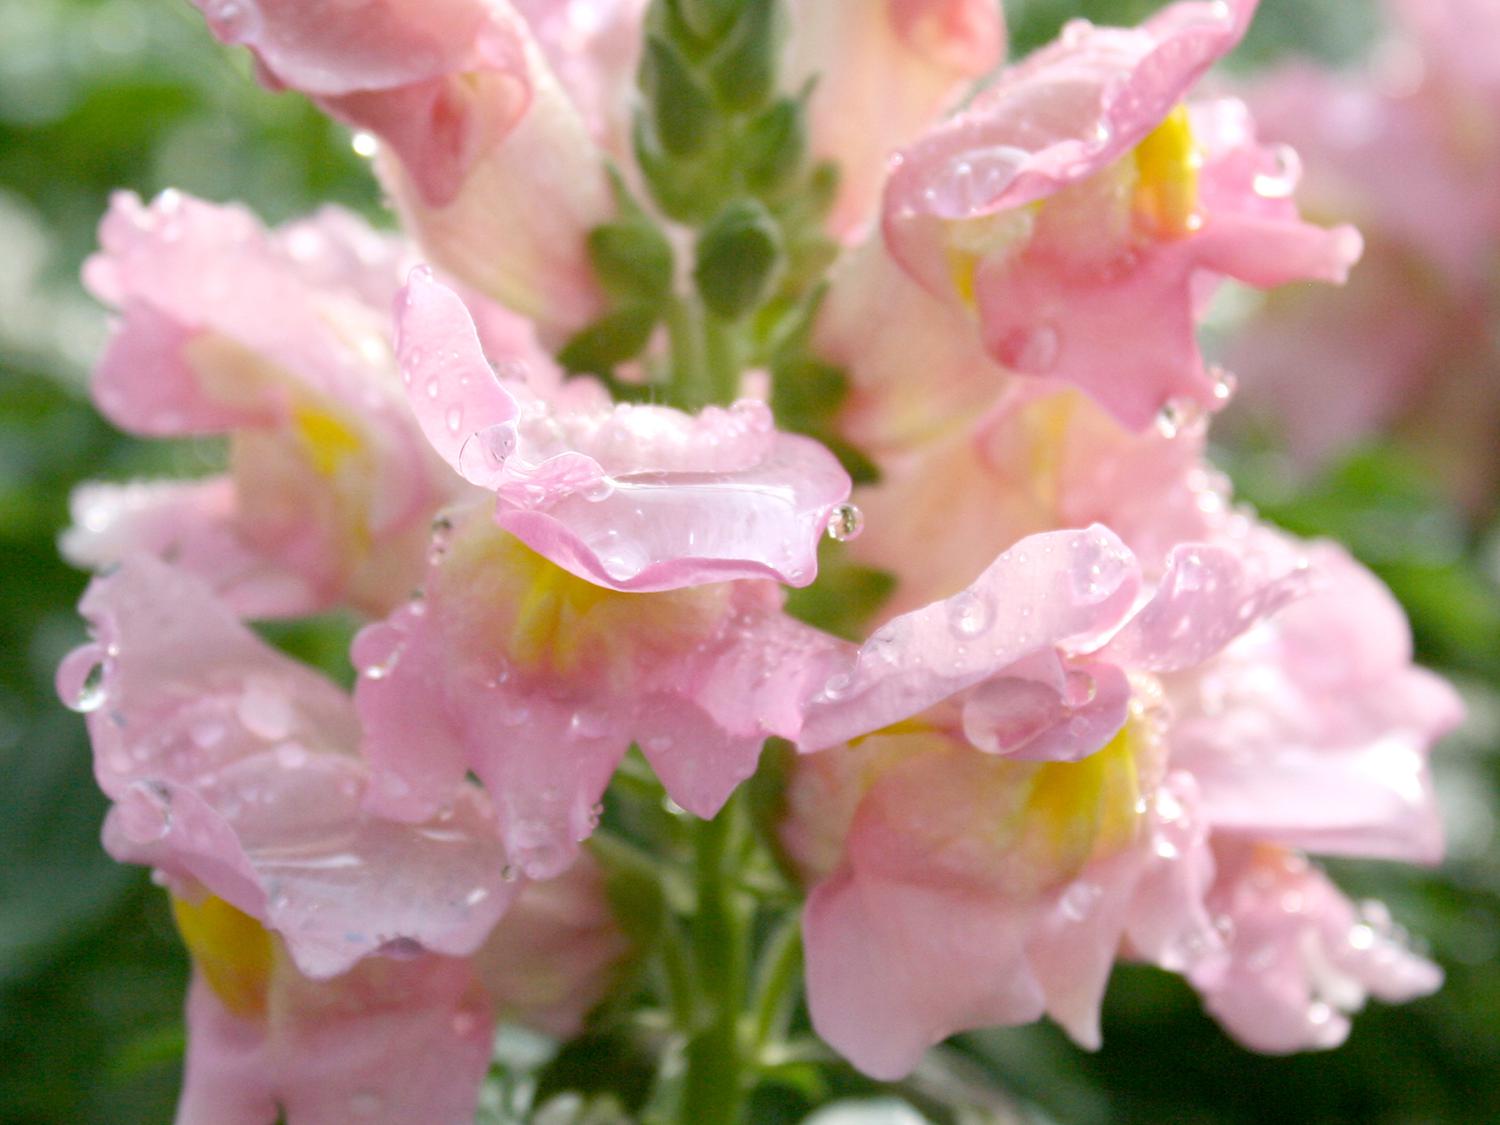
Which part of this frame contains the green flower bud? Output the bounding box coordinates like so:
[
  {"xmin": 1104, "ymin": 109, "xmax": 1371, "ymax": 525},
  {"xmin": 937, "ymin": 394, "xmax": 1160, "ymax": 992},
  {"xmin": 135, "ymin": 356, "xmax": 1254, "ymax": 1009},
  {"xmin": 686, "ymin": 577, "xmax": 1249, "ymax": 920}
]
[
  {"xmin": 741, "ymin": 96, "xmax": 807, "ymax": 196},
  {"xmin": 693, "ymin": 199, "xmax": 784, "ymax": 319},
  {"xmin": 588, "ymin": 218, "xmax": 675, "ymax": 304},
  {"xmin": 707, "ymin": 1, "xmax": 782, "ymax": 112}
]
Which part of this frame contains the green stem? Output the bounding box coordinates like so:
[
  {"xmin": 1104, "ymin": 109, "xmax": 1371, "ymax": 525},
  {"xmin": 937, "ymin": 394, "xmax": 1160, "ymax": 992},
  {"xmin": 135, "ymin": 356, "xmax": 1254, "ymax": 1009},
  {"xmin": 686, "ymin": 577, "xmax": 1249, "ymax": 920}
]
[
  {"xmin": 678, "ymin": 798, "xmax": 750, "ymax": 1124},
  {"xmin": 665, "ymin": 296, "xmax": 709, "ymax": 409},
  {"xmin": 751, "ymin": 914, "xmax": 803, "ymax": 1050},
  {"xmin": 702, "ymin": 312, "xmax": 743, "ymax": 404}
]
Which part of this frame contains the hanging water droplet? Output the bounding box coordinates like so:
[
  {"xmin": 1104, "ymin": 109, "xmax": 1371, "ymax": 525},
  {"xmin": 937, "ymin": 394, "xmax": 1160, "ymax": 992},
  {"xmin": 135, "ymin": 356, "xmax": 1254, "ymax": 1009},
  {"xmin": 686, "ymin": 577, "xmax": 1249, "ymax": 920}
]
[
  {"xmin": 456, "ymin": 421, "xmax": 517, "ymax": 486},
  {"xmin": 58, "ymin": 646, "xmax": 108, "ymax": 714},
  {"xmin": 947, "ymin": 589, "xmax": 992, "ymax": 637},
  {"xmin": 1156, "ymin": 401, "xmax": 1185, "ymax": 438},
  {"xmin": 1252, "ymin": 143, "xmax": 1300, "ymax": 199},
  {"xmin": 825, "ymin": 502, "xmax": 864, "ymax": 542}
]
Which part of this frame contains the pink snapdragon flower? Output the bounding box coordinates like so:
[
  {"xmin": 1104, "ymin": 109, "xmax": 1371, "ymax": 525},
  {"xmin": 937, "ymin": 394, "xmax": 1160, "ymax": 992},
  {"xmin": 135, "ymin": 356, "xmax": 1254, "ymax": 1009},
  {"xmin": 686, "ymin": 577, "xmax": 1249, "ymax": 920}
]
[
  {"xmin": 787, "ymin": 0, "xmax": 1006, "ymax": 236},
  {"xmin": 350, "ymin": 270, "xmax": 851, "ymax": 878},
  {"xmin": 352, "ymin": 500, "xmax": 843, "ymax": 878},
  {"xmin": 193, "ymin": 0, "xmax": 614, "ymax": 338},
  {"xmin": 60, "ymin": 556, "xmax": 633, "ymax": 1121},
  {"xmin": 782, "ymin": 524, "xmax": 1457, "ymax": 1078},
  {"xmin": 66, "ymin": 192, "xmax": 488, "ymax": 618},
  {"xmin": 878, "ymin": 0, "xmax": 1361, "ymax": 430}
]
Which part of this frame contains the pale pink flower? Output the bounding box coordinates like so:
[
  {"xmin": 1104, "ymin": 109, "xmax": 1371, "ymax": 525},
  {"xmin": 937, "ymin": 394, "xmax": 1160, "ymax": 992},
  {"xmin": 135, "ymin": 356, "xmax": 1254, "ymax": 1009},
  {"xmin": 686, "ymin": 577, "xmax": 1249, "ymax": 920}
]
[
  {"xmin": 394, "ymin": 268, "xmax": 853, "ymax": 592},
  {"xmin": 879, "ymin": 0, "xmax": 1360, "ymax": 430},
  {"xmin": 193, "ymin": 0, "xmax": 613, "ymax": 339},
  {"xmin": 59, "ymin": 555, "xmax": 518, "ymax": 977},
  {"xmin": 353, "ymin": 500, "xmax": 841, "ymax": 878},
  {"xmin": 67, "ymin": 192, "xmax": 481, "ymax": 618},
  {"xmin": 782, "ymin": 522, "xmax": 1454, "ymax": 1077},
  {"xmin": 787, "ymin": 0, "xmax": 1005, "ymax": 236}
]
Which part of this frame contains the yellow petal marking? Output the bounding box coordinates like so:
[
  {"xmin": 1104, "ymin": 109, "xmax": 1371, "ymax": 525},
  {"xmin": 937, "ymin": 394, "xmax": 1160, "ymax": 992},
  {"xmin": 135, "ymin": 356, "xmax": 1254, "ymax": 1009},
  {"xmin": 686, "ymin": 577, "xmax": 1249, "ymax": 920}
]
[
  {"xmin": 1133, "ymin": 104, "xmax": 1202, "ymax": 239},
  {"xmin": 170, "ymin": 894, "xmax": 275, "ymax": 1018}
]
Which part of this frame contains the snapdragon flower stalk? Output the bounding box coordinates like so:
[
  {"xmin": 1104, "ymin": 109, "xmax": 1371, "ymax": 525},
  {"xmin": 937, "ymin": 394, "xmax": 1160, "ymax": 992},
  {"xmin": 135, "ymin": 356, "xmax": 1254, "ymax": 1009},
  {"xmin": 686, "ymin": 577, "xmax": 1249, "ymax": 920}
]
[{"xmin": 56, "ymin": 0, "xmax": 1462, "ymax": 1121}]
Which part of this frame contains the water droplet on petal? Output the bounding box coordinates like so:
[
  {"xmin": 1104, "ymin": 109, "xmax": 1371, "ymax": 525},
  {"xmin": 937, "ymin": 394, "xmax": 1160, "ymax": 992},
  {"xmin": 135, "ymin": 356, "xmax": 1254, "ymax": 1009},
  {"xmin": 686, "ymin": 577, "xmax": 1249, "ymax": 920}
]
[
  {"xmin": 1063, "ymin": 669, "xmax": 1097, "ymax": 707},
  {"xmin": 444, "ymin": 405, "xmax": 463, "ymax": 435},
  {"xmin": 351, "ymin": 131, "xmax": 379, "ymax": 159},
  {"xmin": 947, "ymin": 589, "xmax": 992, "ymax": 637},
  {"xmin": 1212, "ymin": 367, "xmax": 1238, "ymax": 402},
  {"xmin": 119, "ymin": 779, "xmax": 172, "ymax": 842},
  {"xmin": 1060, "ymin": 880, "xmax": 1102, "ymax": 922},
  {"xmin": 354, "ymin": 622, "xmax": 406, "ymax": 681},
  {"xmin": 997, "ymin": 323, "xmax": 1060, "ymax": 373},
  {"xmin": 237, "ymin": 678, "xmax": 294, "ymax": 741},
  {"xmin": 825, "ymin": 502, "xmax": 864, "ymax": 542},
  {"xmin": 58, "ymin": 645, "xmax": 108, "ymax": 713},
  {"xmin": 568, "ymin": 706, "xmax": 608, "ymax": 739}
]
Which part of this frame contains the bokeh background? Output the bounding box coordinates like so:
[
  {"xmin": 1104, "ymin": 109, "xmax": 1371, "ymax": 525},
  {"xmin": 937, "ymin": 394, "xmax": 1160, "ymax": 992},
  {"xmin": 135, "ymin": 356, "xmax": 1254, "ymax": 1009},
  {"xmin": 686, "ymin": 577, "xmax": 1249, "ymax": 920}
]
[{"xmin": 1, "ymin": 1, "xmax": 1496, "ymax": 1121}]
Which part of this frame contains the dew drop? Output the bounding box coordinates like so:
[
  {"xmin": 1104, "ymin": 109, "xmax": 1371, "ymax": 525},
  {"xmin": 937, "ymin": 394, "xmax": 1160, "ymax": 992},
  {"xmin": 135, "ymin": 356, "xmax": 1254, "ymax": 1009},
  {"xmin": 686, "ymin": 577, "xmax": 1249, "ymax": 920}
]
[
  {"xmin": 444, "ymin": 405, "xmax": 463, "ymax": 435},
  {"xmin": 947, "ymin": 589, "xmax": 992, "ymax": 637},
  {"xmin": 1059, "ymin": 880, "xmax": 1102, "ymax": 922},
  {"xmin": 1063, "ymin": 669, "xmax": 1098, "ymax": 708},
  {"xmin": 457, "ymin": 422, "xmax": 518, "ymax": 486},
  {"xmin": 825, "ymin": 502, "xmax": 864, "ymax": 542},
  {"xmin": 237, "ymin": 678, "xmax": 294, "ymax": 741},
  {"xmin": 568, "ymin": 706, "xmax": 608, "ymax": 739},
  {"xmin": 351, "ymin": 132, "xmax": 379, "ymax": 159},
  {"xmin": 1211, "ymin": 367, "xmax": 1238, "ymax": 402}
]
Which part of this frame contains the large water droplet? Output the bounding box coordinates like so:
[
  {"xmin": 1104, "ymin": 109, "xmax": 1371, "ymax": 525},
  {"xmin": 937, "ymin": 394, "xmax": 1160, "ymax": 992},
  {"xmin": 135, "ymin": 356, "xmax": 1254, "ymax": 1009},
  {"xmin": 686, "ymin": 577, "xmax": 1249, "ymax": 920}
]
[
  {"xmin": 237, "ymin": 677, "xmax": 293, "ymax": 741},
  {"xmin": 825, "ymin": 502, "xmax": 864, "ymax": 542},
  {"xmin": 119, "ymin": 779, "xmax": 173, "ymax": 842},
  {"xmin": 932, "ymin": 145, "xmax": 1031, "ymax": 216},
  {"xmin": 457, "ymin": 421, "xmax": 517, "ymax": 486}
]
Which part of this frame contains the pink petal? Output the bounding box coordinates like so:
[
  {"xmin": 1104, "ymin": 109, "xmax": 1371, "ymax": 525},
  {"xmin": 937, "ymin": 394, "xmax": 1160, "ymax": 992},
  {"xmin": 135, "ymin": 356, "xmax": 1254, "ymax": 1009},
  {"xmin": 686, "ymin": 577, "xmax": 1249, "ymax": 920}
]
[
  {"xmin": 67, "ymin": 557, "xmax": 516, "ymax": 978},
  {"xmin": 178, "ymin": 955, "xmax": 491, "ymax": 1125},
  {"xmin": 788, "ymin": 0, "xmax": 1005, "ymax": 237},
  {"xmin": 799, "ymin": 525, "xmax": 1141, "ymax": 751},
  {"xmin": 395, "ymin": 272, "xmax": 852, "ymax": 591},
  {"xmin": 1195, "ymin": 845, "xmax": 1442, "ymax": 1053},
  {"xmin": 1166, "ymin": 543, "xmax": 1460, "ymax": 864}
]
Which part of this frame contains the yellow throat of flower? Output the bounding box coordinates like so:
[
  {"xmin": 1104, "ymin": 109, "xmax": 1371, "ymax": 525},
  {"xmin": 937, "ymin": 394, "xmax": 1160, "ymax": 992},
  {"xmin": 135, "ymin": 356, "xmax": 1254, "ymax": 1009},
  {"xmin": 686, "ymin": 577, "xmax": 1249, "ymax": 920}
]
[
  {"xmin": 1133, "ymin": 104, "xmax": 1202, "ymax": 239},
  {"xmin": 171, "ymin": 893, "xmax": 275, "ymax": 1017},
  {"xmin": 444, "ymin": 522, "xmax": 731, "ymax": 684}
]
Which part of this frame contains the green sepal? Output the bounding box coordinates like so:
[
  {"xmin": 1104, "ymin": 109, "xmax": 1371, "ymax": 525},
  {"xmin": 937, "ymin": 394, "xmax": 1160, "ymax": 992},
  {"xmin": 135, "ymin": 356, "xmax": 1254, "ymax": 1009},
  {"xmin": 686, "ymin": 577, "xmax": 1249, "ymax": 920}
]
[
  {"xmin": 641, "ymin": 35, "xmax": 717, "ymax": 156},
  {"xmin": 707, "ymin": 0, "xmax": 782, "ymax": 112},
  {"xmin": 741, "ymin": 95, "xmax": 808, "ymax": 196},
  {"xmin": 633, "ymin": 116, "xmax": 730, "ymax": 224},
  {"xmin": 588, "ymin": 218, "xmax": 675, "ymax": 304},
  {"xmin": 693, "ymin": 198, "xmax": 784, "ymax": 319},
  {"xmin": 557, "ymin": 305, "xmax": 660, "ymax": 374},
  {"xmin": 674, "ymin": 0, "xmax": 743, "ymax": 42}
]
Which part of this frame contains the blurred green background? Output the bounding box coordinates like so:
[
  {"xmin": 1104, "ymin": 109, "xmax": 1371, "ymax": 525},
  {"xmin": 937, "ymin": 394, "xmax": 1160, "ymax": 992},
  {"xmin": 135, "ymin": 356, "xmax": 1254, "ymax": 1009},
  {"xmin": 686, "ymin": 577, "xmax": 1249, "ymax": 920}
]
[{"xmin": 0, "ymin": 1, "xmax": 1495, "ymax": 1122}]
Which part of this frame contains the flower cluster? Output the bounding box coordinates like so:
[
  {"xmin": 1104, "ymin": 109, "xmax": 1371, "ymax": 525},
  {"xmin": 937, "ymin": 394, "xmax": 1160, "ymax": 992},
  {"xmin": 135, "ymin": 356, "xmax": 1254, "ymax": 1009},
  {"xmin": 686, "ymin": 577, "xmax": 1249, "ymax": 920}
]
[{"xmin": 57, "ymin": 0, "xmax": 1460, "ymax": 1120}]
